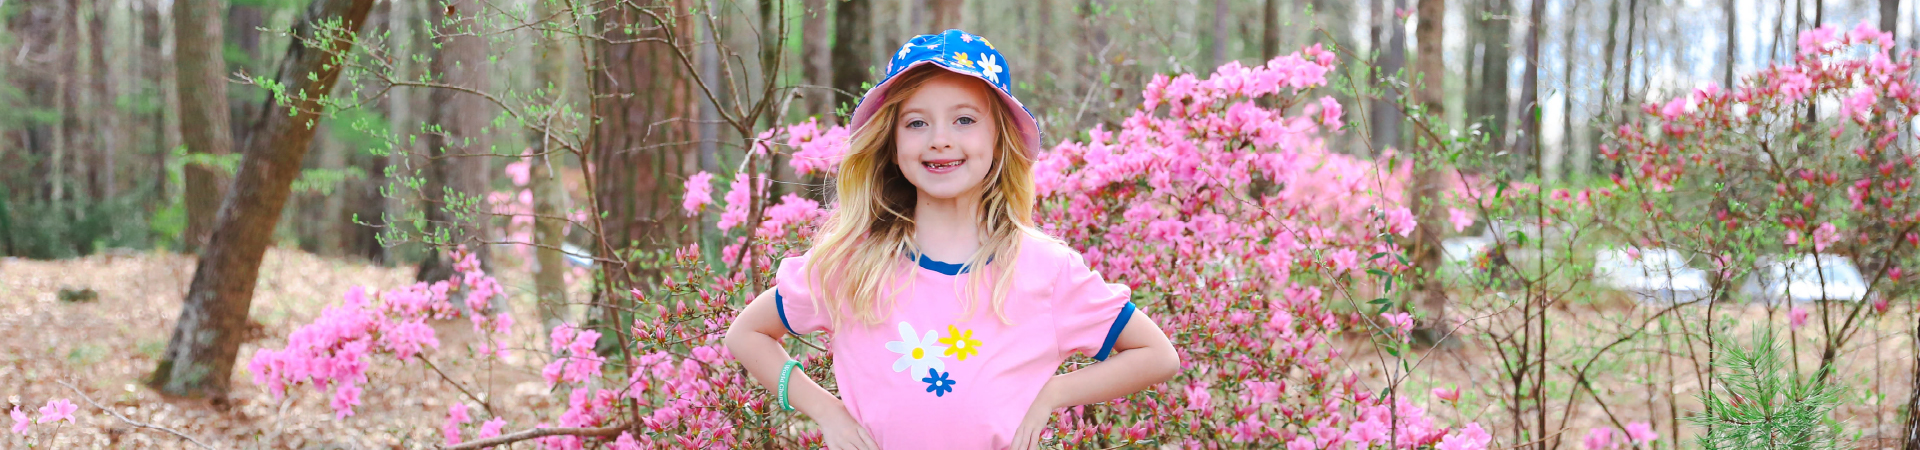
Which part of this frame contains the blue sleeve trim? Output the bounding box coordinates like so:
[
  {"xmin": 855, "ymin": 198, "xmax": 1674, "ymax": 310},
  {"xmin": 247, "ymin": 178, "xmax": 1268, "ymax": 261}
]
[
  {"xmin": 775, "ymin": 290, "xmax": 800, "ymax": 336},
  {"xmin": 1093, "ymin": 301, "xmax": 1137, "ymax": 361}
]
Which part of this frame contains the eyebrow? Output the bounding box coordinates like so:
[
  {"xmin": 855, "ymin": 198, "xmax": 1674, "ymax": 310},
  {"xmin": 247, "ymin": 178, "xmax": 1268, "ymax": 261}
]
[{"xmin": 900, "ymin": 103, "xmax": 983, "ymax": 116}]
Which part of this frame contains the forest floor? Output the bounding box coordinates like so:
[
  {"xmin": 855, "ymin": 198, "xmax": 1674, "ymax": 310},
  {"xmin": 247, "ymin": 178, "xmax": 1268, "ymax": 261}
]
[
  {"xmin": 2, "ymin": 249, "xmax": 1915, "ymax": 449},
  {"xmin": 1, "ymin": 249, "xmax": 578, "ymax": 449}
]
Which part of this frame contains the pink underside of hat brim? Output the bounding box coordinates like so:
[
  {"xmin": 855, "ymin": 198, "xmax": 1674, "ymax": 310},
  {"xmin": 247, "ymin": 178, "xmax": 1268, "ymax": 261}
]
[{"xmin": 848, "ymin": 60, "xmax": 1042, "ymax": 157}]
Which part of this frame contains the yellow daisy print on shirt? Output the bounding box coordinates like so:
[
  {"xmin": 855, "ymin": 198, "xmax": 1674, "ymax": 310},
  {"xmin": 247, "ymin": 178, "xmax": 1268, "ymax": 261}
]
[{"xmin": 939, "ymin": 325, "xmax": 983, "ymax": 361}]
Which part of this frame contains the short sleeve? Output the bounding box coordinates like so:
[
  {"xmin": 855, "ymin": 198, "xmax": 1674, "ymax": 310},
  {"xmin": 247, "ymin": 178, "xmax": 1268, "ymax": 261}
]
[
  {"xmin": 1051, "ymin": 249, "xmax": 1137, "ymax": 361},
  {"xmin": 773, "ymin": 252, "xmax": 832, "ymax": 336}
]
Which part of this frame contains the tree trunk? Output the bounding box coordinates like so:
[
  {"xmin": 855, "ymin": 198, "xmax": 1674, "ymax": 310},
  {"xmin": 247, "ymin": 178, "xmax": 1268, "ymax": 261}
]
[
  {"xmin": 1619, "ymin": 0, "xmax": 1637, "ymax": 121},
  {"xmin": 1905, "ymin": 319, "xmax": 1920, "ymax": 449},
  {"xmin": 1724, "ymin": 0, "xmax": 1736, "ymax": 88},
  {"xmin": 416, "ymin": 0, "xmax": 496, "ymax": 287},
  {"xmin": 1371, "ymin": 0, "xmax": 1407, "ymax": 155},
  {"xmin": 1208, "ymin": 0, "xmax": 1228, "ymax": 70},
  {"xmin": 1561, "ymin": 0, "xmax": 1578, "ymax": 180},
  {"xmin": 149, "ymin": 0, "xmax": 375, "ymax": 401},
  {"xmin": 1882, "ymin": 0, "xmax": 1900, "ymax": 43},
  {"xmin": 1513, "ymin": 0, "xmax": 1540, "ymax": 176},
  {"xmin": 158, "ymin": 0, "xmax": 182, "ymax": 203},
  {"xmin": 591, "ymin": 0, "xmax": 697, "ymax": 293},
  {"xmin": 531, "ymin": 0, "xmax": 569, "ymax": 330},
  {"xmin": 226, "ymin": 3, "xmax": 265, "ymax": 147},
  {"xmin": 1472, "ymin": 0, "xmax": 1510, "ymax": 153},
  {"xmin": 929, "ymin": 0, "xmax": 963, "ymax": 30},
  {"xmin": 832, "ymin": 0, "xmax": 873, "ymax": 117},
  {"xmin": 1407, "ymin": 0, "xmax": 1449, "ymax": 344},
  {"xmin": 1265, "ymin": 0, "xmax": 1281, "ymax": 62},
  {"xmin": 801, "ymin": 0, "xmax": 833, "ymax": 120},
  {"xmin": 176, "ymin": 0, "xmax": 232, "ymax": 253},
  {"xmin": 381, "ymin": 0, "xmax": 421, "ymax": 266}
]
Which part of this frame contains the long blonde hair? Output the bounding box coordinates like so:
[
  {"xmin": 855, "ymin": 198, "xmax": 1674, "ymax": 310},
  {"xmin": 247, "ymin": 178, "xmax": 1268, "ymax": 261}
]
[{"xmin": 806, "ymin": 67, "xmax": 1039, "ymax": 330}]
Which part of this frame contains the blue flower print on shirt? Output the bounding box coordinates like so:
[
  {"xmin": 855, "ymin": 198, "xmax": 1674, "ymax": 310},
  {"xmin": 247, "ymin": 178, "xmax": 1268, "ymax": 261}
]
[{"xmin": 922, "ymin": 369, "xmax": 957, "ymax": 397}]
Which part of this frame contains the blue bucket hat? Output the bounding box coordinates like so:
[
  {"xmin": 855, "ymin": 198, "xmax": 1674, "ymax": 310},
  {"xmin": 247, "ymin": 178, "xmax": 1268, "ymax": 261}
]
[{"xmin": 850, "ymin": 29, "xmax": 1042, "ymax": 156}]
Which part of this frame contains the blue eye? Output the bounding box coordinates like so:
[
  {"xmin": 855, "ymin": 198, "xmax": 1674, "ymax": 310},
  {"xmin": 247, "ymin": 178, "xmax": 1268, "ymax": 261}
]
[
  {"xmin": 905, "ymin": 119, "xmax": 927, "ymax": 128},
  {"xmin": 956, "ymin": 116, "xmax": 976, "ymax": 125}
]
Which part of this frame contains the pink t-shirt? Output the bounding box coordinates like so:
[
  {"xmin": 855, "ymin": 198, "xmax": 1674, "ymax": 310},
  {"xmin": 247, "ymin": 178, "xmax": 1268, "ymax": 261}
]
[{"xmin": 773, "ymin": 233, "xmax": 1139, "ymax": 449}]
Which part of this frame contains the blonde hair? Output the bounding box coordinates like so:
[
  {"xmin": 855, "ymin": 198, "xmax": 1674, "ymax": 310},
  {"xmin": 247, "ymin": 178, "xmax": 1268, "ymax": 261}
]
[{"xmin": 806, "ymin": 67, "xmax": 1040, "ymax": 331}]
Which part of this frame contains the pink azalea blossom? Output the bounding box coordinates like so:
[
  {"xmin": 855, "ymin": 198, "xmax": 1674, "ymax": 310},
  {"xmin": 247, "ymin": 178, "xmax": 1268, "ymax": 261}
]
[
  {"xmin": 1839, "ymin": 90, "xmax": 1876, "ymax": 123},
  {"xmin": 1790, "ymin": 306, "xmax": 1810, "ymax": 329},
  {"xmin": 1432, "ymin": 386, "xmax": 1460, "ymax": 403},
  {"xmin": 1812, "ymin": 222, "xmax": 1840, "ymax": 252},
  {"xmin": 331, "ymin": 382, "xmax": 362, "ymax": 419},
  {"xmin": 1342, "ymin": 418, "xmax": 1389, "ymax": 446},
  {"xmin": 443, "ymin": 403, "xmax": 470, "ymax": 445},
  {"xmin": 1448, "ymin": 208, "xmax": 1474, "ymax": 232},
  {"xmin": 1785, "ymin": 230, "xmax": 1801, "ymax": 247},
  {"xmin": 1847, "ymin": 19, "xmax": 1894, "ymax": 49},
  {"xmin": 1436, "ymin": 423, "xmax": 1493, "ymax": 450},
  {"xmin": 1584, "ymin": 427, "xmax": 1616, "ymax": 449},
  {"xmin": 1316, "ymin": 96, "xmax": 1343, "ymax": 130},
  {"xmin": 682, "ymin": 171, "xmax": 715, "ymax": 215},
  {"xmin": 1182, "ymin": 381, "xmax": 1214, "ymax": 412},
  {"xmin": 1659, "ymin": 96, "xmax": 1689, "ymax": 120},
  {"xmin": 477, "ymin": 417, "xmax": 506, "ymax": 440},
  {"xmin": 1386, "ymin": 207, "xmax": 1418, "ymax": 237},
  {"xmin": 10, "ymin": 406, "xmax": 28, "ymax": 435},
  {"xmin": 610, "ymin": 431, "xmax": 642, "ymax": 450},
  {"xmin": 35, "ymin": 399, "xmax": 75, "ymax": 424},
  {"xmin": 716, "ymin": 174, "xmax": 769, "ymax": 231},
  {"xmin": 1382, "ymin": 312, "xmax": 1414, "ymax": 337},
  {"xmin": 1797, "ymin": 25, "xmax": 1839, "ymax": 56},
  {"xmin": 504, "ymin": 159, "xmax": 531, "ymax": 187},
  {"xmin": 1775, "ymin": 70, "xmax": 1815, "ymax": 101},
  {"xmin": 1625, "ymin": 421, "xmax": 1658, "ymax": 443}
]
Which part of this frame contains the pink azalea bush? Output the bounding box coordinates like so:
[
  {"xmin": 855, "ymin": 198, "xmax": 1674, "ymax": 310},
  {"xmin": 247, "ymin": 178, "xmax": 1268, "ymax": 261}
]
[
  {"xmin": 248, "ymin": 246, "xmax": 513, "ymax": 420},
  {"xmin": 1028, "ymin": 43, "xmax": 1495, "ymax": 450},
  {"xmin": 261, "ymin": 44, "xmax": 1536, "ymax": 448},
  {"xmin": 1605, "ymin": 20, "xmax": 1915, "ymax": 309},
  {"xmin": 677, "ymin": 43, "xmax": 1498, "ymax": 448}
]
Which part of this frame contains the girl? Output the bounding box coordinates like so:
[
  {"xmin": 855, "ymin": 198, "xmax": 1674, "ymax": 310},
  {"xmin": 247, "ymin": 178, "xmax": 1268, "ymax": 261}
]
[{"xmin": 724, "ymin": 29, "xmax": 1179, "ymax": 450}]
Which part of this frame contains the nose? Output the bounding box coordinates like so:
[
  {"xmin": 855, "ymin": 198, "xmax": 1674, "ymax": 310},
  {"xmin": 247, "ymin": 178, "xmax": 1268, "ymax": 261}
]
[{"xmin": 928, "ymin": 122, "xmax": 954, "ymax": 151}]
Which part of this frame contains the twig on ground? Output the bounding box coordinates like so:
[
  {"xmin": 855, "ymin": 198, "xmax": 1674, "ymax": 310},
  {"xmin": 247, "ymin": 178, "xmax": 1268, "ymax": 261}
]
[
  {"xmin": 443, "ymin": 423, "xmax": 628, "ymax": 450},
  {"xmin": 55, "ymin": 380, "xmax": 215, "ymax": 450}
]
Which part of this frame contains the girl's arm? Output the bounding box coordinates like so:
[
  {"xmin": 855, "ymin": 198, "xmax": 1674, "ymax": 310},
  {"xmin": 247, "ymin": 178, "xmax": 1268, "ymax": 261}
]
[
  {"xmin": 722, "ymin": 288, "xmax": 875, "ymax": 448},
  {"xmin": 1013, "ymin": 310, "xmax": 1179, "ymax": 450},
  {"xmin": 1034, "ymin": 309, "xmax": 1181, "ymax": 409}
]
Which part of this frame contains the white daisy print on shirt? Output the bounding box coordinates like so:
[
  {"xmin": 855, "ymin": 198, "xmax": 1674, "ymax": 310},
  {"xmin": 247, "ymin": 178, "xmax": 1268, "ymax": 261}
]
[{"xmin": 884, "ymin": 322, "xmax": 948, "ymax": 381}]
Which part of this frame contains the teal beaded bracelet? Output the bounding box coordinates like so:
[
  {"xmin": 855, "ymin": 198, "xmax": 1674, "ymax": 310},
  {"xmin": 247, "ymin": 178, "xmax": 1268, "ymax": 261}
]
[{"xmin": 778, "ymin": 360, "xmax": 803, "ymax": 411}]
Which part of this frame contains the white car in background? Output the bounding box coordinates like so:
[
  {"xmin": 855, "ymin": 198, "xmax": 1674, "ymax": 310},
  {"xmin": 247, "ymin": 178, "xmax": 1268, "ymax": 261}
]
[
  {"xmin": 1591, "ymin": 247, "xmax": 1712, "ymax": 303},
  {"xmin": 1737, "ymin": 254, "xmax": 1868, "ymax": 303},
  {"xmin": 1441, "ymin": 236, "xmax": 1493, "ymax": 266}
]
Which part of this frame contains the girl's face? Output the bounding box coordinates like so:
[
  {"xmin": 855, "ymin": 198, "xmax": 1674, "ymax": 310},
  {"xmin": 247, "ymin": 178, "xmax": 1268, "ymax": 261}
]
[{"xmin": 893, "ymin": 73, "xmax": 999, "ymax": 202}]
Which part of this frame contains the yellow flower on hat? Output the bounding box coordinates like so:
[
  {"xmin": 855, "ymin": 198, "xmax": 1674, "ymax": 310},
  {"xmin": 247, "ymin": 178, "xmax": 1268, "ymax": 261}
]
[{"xmin": 953, "ymin": 52, "xmax": 974, "ymax": 68}]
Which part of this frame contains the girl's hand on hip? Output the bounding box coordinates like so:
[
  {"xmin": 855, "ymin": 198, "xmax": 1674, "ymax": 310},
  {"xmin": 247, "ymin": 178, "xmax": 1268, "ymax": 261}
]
[
  {"xmin": 1011, "ymin": 394, "xmax": 1058, "ymax": 450},
  {"xmin": 819, "ymin": 414, "xmax": 880, "ymax": 450}
]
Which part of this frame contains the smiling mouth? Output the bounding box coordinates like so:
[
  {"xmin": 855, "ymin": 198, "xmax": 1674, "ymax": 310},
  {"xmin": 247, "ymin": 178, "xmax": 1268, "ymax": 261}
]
[{"xmin": 924, "ymin": 160, "xmax": 964, "ymax": 170}]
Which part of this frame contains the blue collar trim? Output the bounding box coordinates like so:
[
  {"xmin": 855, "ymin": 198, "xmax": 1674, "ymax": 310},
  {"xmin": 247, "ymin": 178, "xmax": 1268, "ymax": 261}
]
[
  {"xmin": 916, "ymin": 253, "xmax": 968, "ymax": 275},
  {"xmin": 907, "ymin": 250, "xmax": 990, "ymax": 275}
]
